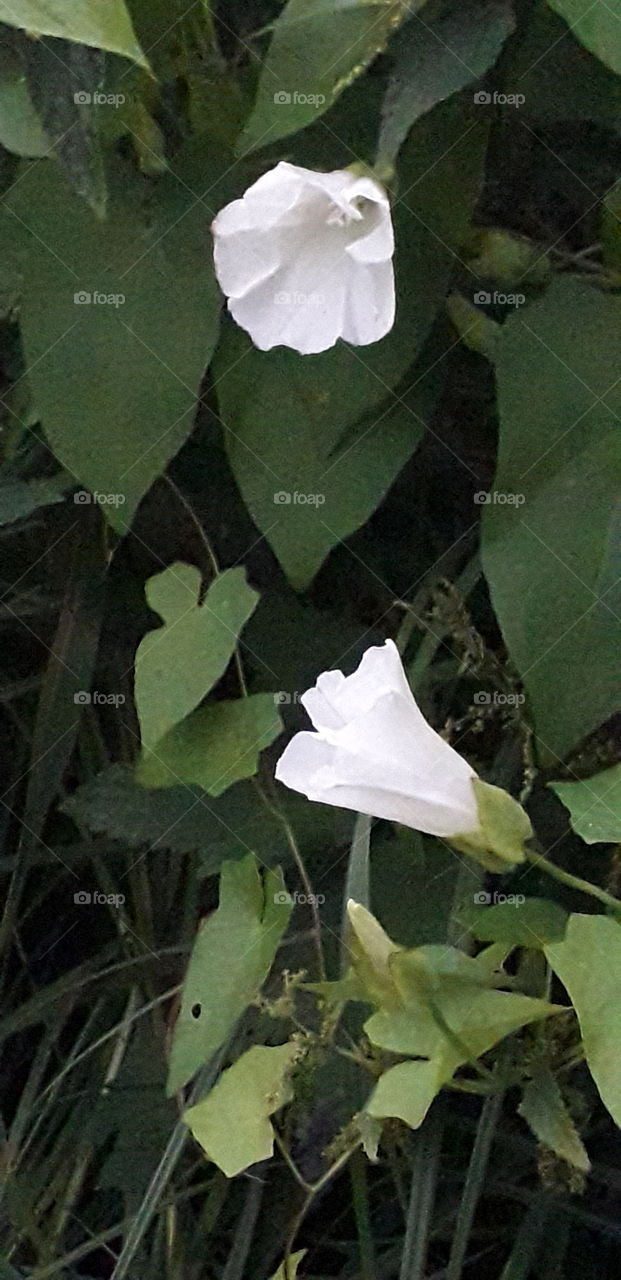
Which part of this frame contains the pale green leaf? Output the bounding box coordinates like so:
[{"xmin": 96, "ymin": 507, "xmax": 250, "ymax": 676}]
[
  {"xmin": 168, "ymin": 856, "xmax": 293, "ymax": 1094},
  {"xmin": 460, "ymin": 898, "xmax": 568, "ymax": 948},
  {"xmin": 137, "ymin": 694, "xmax": 282, "ymax": 795},
  {"xmin": 551, "ymin": 765, "xmax": 621, "ymax": 844},
  {"xmin": 270, "ymin": 1251, "xmax": 307, "ymax": 1280},
  {"xmin": 366, "ymin": 1058, "xmax": 444, "ymax": 1128},
  {"xmin": 365, "ymin": 980, "xmax": 558, "ymax": 1064},
  {"xmin": 519, "ymin": 1068, "xmax": 590, "ymax": 1171},
  {"xmin": 184, "ymin": 1042, "xmax": 299, "ymax": 1177},
  {"xmin": 135, "ymin": 565, "xmax": 258, "ymax": 754},
  {"xmin": 546, "ymin": 914, "xmax": 621, "ymax": 1128},
  {"xmin": 0, "ymin": 0, "xmax": 148, "ymax": 68}
]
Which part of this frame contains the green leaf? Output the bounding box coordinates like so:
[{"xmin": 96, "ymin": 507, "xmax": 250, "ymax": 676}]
[
  {"xmin": 137, "ymin": 694, "xmax": 282, "ymax": 795},
  {"xmin": 270, "ymin": 1252, "xmax": 307, "ymax": 1280},
  {"xmin": 184, "ymin": 1041, "xmax": 299, "ymax": 1176},
  {"xmin": 519, "ymin": 1068, "xmax": 590, "ymax": 1172},
  {"xmin": 0, "ymin": 474, "xmax": 70, "ymax": 524},
  {"xmin": 63, "ymin": 763, "xmax": 351, "ymax": 874},
  {"xmin": 460, "ymin": 898, "xmax": 568, "ymax": 948},
  {"xmin": 602, "ymin": 179, "xmax": 621, "ymax": 274},
  {"xmin": 366, "ymin": 966, "xmax": 557, "ymax": 1063},
  {"xmin": 545, "ymin": 0, "xmax": 621, "ymax": 74},
  {"xmin": 366, "ymin": 1058, "xmax": 444, "ymax": 1128},
  {"xmin": 0, "ymin": 48, "xmax": 49, "ymax": 156},
  {"xmin": 0, "ymin": 0, "xmax": 148, "ymax": 68},
  {"xmin": 168, "ymin": 855, "xmax": 293, "ymax": 1094},
  {"xmin": 135, "ymin": 564, "xmax": 258, "ymax": 754},
  {"xmin": 509, "ymin": 6, "xmax": 621, "ymax": 124},
  {"xmin": 216, "ymin": 101, "xmax": 487, "ymax": 586},
  {"xmin": 1, "ymin": 146, "xmax": 221, "ymax": 529},
  {"xmin": 551, "ymin": 765, "xmax": 621, "ymax": 844},
  {"xmin": 22, "ymin": 37, "xmax": 106, "ymax": 216},
  {"xmin": 377, "ymin": 0, "xmax": 514, "ymax": 168},
  {"xmin": 238, "ymin": 0, "xmax": 417, "ymax": 153},
  {"xmin": 482, "ymin": 279, "xmax": 621, "ymax": 761},
  {"xmin": 546, "ymin": 914, "xmax": 621, "ymax": 1127}
]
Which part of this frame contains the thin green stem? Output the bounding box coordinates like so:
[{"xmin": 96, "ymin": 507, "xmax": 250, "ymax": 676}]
[
  {"xmin": 445, "ymin": 1081, "xmax": 505, "ymax": 1280},
  {"xmin": 399, "ymin": 1109, "xmax": 443, "ymax": 1280},
  {"xmin": 526, "ymin": 848, "xmax": 621, "ymax": 914}
]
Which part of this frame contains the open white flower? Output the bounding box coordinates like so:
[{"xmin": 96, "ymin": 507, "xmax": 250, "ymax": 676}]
[
  {"xmin": 275, "ymin": 640, "xmax": 479, "ymax": 837},
  {"xmin": 212, "ymin": 161, "xmax": 395, "ymax": 355}
]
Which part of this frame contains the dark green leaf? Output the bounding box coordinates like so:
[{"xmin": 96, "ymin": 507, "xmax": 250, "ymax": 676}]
[
  {"xmin": 545, "ymin": 0, "xmax": 621, "ymax": 74},
  {"xmin": 0, "ymin": 0, "xmax": 148, "ymax": 67},
  {"xmin": 377, "ymin": 0, "xmax": 514, "ymax": 168},
  {"xmin": 239, "ymin": 0, "xmax": 419, "ymax": 153},
  {"xmin": 2, "ymin": 144, "xmax": 221, "ymax": 528},
  {"xmin": 482, "ymin": 279, "xmax": 621, "ymax": 762}
]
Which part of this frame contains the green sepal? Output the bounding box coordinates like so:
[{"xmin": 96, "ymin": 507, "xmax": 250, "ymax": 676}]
[{"xmin": 450, "ymin": 779, "xmax": 532, "ymax": 871}]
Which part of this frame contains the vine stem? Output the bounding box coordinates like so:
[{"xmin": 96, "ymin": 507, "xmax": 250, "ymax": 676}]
[
  {"xmin": 445, "ymin": 1082, "xmax": 505, "ymax": 1280},
  {"xmin": 525, "ymin": 848, "xmax": 621, "ymax": 914}
]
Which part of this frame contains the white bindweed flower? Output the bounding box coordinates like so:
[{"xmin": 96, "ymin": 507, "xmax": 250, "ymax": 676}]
[
  {"xmin": 275, "ymin": 640, "xmax": 532, "ymax": 868},
  {"xmin": 212, "ymin": 161, "xmax": 395, "ymax": 355},
  {"xmin": 275, "ymin": 640, "xmax": 478, "ymax": 837}
]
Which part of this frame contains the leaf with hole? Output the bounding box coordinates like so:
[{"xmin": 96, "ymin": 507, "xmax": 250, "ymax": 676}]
[{"xmin": 168, "ymin": 855, "xmax": 292, "ymax": 1094}]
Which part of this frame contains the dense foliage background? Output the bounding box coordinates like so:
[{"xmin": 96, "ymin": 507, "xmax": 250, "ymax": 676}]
[{"xmin": 0, "ymin": 0, "xmax": 620, "ymax": 1277}]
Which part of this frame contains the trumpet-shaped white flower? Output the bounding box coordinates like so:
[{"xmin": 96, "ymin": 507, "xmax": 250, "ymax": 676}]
[
  {"xmin": 275, "ymin": 640, "xmax": 479, "ymax": 838},
  {"xmin": 212, "ymin": 162, "xmax": 395, "ymax": 355}
]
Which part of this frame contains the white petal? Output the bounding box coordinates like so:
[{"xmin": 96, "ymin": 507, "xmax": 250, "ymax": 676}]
[
  {"xmin": 213, "ymin": 221, "xmax": 280, "ymax": 300},
  {"xmin": 276, "ymin": 727, "xmax": 477, "ymax": 837},
  {"xmin": 340, "ymin": 258, "xmax": 395, "ymax": 347},
  {"xmin": 302, "ymin": 641, "xmax": 411, "ymax": 728}
]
